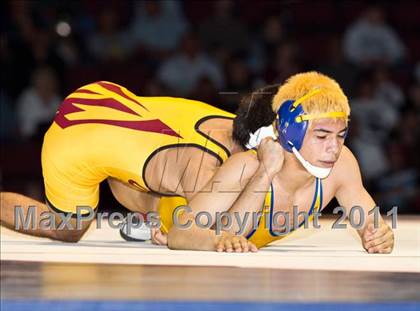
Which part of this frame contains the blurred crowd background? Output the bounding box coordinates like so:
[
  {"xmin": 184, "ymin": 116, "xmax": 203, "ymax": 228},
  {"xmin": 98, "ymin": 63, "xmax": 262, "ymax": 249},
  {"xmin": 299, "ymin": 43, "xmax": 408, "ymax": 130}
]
[{"xmin": 1, "ymin": 0, "xmax": 419, "ymax": 214}]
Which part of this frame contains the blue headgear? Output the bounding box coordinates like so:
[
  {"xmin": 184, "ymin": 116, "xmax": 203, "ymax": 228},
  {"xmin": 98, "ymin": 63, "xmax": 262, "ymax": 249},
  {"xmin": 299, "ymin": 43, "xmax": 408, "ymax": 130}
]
[{"xmin": 276, "ymin": 89, "xmax": 348, "ymax": 153}]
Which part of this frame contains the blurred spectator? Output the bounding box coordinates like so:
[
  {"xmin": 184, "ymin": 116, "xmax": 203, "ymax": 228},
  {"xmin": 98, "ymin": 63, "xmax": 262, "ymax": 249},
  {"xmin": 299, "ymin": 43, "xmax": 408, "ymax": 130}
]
[
  {"xmin": 130, "ymin": 0, "xmax": 188, "ymax": 53},
  {"xmin": 248, "ymin": 16, "xmax": 287, "ymax": 74},
  {"xmin": 405, "ymin": 82, "xmax": 420, "ymax": 211},
  {"xmin": 415, "ymin": 62, "xmax": 420, "ymax": 83},
  {"xmin": 56, "ymin": 36, "xmax": 81, "ymax": 67},
  {"xmin": 157, "ymin": 33, "xmax": 224, "ymax": 96},
  {"xmin": 408, "ymin": 82, "xmax": 420, "ymax": 114},
  {"xmin": 351, "ymin": 73, "xmax": 399, "ymax": 143},
  {"xmin": 395, "ymin": 110, "xmax": 419, "ymax": 167},
  {"xmin": 17, "ymin": 67, "xmax": 61, "ymax": 139},
  {"xmin": 261, "ymin": 16, "xmax": 287, "ymax": 54},
  {"xmin": 317, "ymin": 36, "xmax": 359, "ymax": 97},
  {"xmin": 225, "ymin": 55, "xmax": 253, "ymax": 93},
  {"xmin": 190, "ymin": 76, "xmax": 221, "ymax": 106},
  {"xmin": 221, "ymin": 54, "xmax": 254, "ymax": 111},
  {"xmin": 264, "ymin": 41, "xmax": 301, "ymax": 84},
  {"xmin": 32, "ymin": 30, "xmax": 65, "ymax": 74},
  {"xmin": 343, "ymin": 5, "xmax": 405, "ymax": 67},
  {"xmin": 349, "ymin": 75, "xmax": 397, "ymax": 181},
  {"xmin": 372, "ymin": 78, "xmax": 420, "ymax": 211},
  {"xmin": 199, "ymin": 1, "xmax": 248, "ymax": 58},
  {"xmin": 5, "ymin": 2, "xmax": 64, "ymax": 97},
  {"xmin": 87, "ymin": 8, "xmax": 131, "ymax": 62},
  {"xmin": 375, "ymin": 142, "xmax": 418, "ymax": 212},
  {"xmin": 349, "ymin": 116, "xmax": 389, "ymax": 183},
  {"xmin": 401, "ymin": 83, "xmax": 420, "ymax": 163},
  {"xmin": 372, "ymin": 66, "xmax": 405, "ymax": 110},
  {"xmin": 142, "ymin": 79, "xmax": 168, "ymax": 97},
  {"xmin": 0, "ymin": 91, "xmax": 18, "ymax": 142}
]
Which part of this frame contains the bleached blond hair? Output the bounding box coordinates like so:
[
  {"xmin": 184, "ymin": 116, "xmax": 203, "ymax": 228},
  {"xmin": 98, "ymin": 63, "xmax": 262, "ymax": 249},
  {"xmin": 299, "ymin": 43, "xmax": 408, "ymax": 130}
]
[{"xmin": 272, "ymin": 72, "xmax": 350, "ymax": 120}]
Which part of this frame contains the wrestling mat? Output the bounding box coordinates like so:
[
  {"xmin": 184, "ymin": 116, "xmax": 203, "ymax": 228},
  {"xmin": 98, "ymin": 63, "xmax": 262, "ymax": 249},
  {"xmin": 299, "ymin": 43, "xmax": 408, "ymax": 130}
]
[{"xmin": 1, "ymin": 216, "xmax": 419, "ymax": 272}]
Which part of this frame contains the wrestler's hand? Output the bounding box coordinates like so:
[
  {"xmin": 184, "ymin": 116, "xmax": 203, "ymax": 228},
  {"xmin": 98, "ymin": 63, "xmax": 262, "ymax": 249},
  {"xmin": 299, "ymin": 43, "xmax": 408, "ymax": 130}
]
[
  {"xmin": 216, "ymin": 231, "xmax": 258, "ymax": 253},
  {"xmin": 257, "ymin": 137, "xmax": 284, "ymax": 177},
  {"xmin": 151, "ymin": 227, "xmax": 168, "ymax": 245},
  {"xmin": 361, "ymin": 222, "xmax": 394, "ymax": 254}
]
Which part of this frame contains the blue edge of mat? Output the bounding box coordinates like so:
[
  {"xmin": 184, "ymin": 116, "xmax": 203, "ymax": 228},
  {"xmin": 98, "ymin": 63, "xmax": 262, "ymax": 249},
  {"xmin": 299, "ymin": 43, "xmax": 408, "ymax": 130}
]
[{"xmin": 1, "ymin": 301, "xmax": 419, "ymax": 311}]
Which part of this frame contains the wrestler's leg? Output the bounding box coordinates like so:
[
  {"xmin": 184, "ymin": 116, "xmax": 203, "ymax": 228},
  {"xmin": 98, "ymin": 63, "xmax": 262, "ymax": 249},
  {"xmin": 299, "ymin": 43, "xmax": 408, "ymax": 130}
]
[
  {"xmin": 107, "ymin": 177, "xmax": 160, "ymax": 214},
  {"xmin": 108, "ymin": 178, "xmax": 164, "ymax": 242},
  {"xmin": 150, "ymin": 196, "xmax": 188, "ymax": 245},
  {"xmin": 0, "ymin": 192, "xmax": 92, "ymax": 242},
  {"xmin": 108, "ymin": 179, "xmax": 192, "ymax": 245}
]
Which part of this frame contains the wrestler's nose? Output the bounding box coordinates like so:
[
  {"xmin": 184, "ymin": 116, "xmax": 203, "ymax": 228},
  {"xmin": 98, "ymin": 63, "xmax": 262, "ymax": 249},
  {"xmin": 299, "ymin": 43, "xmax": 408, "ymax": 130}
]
[{"xmin": 326, "ymin": 137, "xmax": 339, "ymax": 156}]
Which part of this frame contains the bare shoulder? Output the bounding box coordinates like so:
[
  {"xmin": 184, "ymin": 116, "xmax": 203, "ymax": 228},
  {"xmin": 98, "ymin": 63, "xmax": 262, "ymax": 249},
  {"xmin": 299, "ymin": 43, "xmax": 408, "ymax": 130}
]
[
  {"xmin": 214, "ymin": 150, "xmax": 260, "ymax": 184},
  {"xmin": 228, "ymin": 149, "xmax": 259, "ymax": 164},
  {"xmin": 337, "ymin": 145, "xmax": 358, "ymax": 167},
  {"xmin": 331, "ymin": 145, "xmax": 362, "ymax": 184},
  {"xmin": 224, "ymin": 150, "xmax": 260, "ymax": 171}
]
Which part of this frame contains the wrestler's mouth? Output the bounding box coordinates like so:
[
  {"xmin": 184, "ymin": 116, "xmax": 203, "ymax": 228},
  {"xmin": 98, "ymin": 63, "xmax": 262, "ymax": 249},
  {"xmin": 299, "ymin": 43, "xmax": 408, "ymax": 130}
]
[{"xmin": 318, "ymin": 160, "xmax": 336, "ymax": 168}]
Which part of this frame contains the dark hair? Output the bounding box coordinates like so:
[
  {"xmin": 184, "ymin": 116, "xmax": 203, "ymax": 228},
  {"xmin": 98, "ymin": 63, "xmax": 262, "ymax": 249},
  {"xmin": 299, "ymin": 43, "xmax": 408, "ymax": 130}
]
[{"xmin": 232, "ymin": 84, "xmax": 279, "ymax": 148}]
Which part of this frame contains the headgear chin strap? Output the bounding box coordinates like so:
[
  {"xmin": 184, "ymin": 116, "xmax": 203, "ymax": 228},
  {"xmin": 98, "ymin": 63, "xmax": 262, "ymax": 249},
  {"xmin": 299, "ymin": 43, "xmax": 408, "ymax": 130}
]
[{"xmin": 290, "ymin": 144, "xmax": 332, "ymax": 179}]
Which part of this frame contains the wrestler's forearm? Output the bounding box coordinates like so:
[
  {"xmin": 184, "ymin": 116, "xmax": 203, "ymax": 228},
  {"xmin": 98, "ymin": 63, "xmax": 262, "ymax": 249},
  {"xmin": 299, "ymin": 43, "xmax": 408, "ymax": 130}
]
[
  {"xmin": 225, "ymin": 165, "xmax": 274, "ymax": 235},
  {"xmin": 167, "ymin": 223, "xmax": 218, "ymax": 251},
  {"xmin": 0, "ymin": 192, "xmax": 90, "ymax": 242},
  {"xmin": 0, "ymin": 192, "xmax": 56, "ymax": 238},
  {"xmin": 337, "ymin": 185, "xmax": 379, "ymax": 237}
]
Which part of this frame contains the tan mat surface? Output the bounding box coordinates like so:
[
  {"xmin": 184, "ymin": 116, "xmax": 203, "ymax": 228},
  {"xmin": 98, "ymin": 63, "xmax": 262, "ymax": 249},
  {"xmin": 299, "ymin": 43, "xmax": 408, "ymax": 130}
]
[{"xmin": 1, "ymin": 216, "xmax": 419, "ymax": 272}]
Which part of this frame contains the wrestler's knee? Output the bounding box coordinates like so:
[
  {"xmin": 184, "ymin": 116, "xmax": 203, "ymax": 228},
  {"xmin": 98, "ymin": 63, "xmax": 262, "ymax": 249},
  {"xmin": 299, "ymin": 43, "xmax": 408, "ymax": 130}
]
[
  {"xmin": 50, "ymin": 228, "xmax": 85, "ymax": 243},
  {"xmin": 47, "ymin": 206, "xmax": 94, "ymax": 242}
]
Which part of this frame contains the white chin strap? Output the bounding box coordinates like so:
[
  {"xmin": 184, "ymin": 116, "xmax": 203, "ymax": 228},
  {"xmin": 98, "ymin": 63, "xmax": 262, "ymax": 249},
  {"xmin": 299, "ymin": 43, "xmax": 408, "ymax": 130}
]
[
  {"xmin": 246, "ymin": 125, "xmax": 332, "ymax": 179},
  {"xmin": 290, "ymin": 145, "xmax": 332, "ymax": 179}
]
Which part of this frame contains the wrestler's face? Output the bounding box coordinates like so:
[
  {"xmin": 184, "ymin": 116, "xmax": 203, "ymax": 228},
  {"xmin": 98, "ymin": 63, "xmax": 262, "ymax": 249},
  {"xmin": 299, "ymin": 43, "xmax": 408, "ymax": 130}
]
[{"xmin": 299, "ymin": 118, "xmax": 348, "ymax": 168}]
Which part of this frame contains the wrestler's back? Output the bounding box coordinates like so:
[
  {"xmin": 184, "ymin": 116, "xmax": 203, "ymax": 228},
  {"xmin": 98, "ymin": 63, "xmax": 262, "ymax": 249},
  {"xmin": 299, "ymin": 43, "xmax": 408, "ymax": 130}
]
[{"xmin": 143, "ymin": 117, "xmax": 235, "ymax": 197}]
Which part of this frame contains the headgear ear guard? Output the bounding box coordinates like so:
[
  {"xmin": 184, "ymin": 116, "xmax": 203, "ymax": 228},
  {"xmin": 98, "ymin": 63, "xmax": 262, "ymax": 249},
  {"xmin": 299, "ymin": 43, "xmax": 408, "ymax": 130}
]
[
  {"xmin": 277, "ymin": 99, "xmax": 308, "ymax": 152},
  {"xmin": 276, "ymin": 88, "xmax": 348, "ymax": 153}
]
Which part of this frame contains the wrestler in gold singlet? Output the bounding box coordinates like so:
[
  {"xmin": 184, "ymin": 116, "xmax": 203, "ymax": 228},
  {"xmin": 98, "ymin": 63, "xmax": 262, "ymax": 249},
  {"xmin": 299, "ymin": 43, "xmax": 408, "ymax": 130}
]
[{"xmin": 42, "ymin": 81, "xmax": 234, "ymax": 214}]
